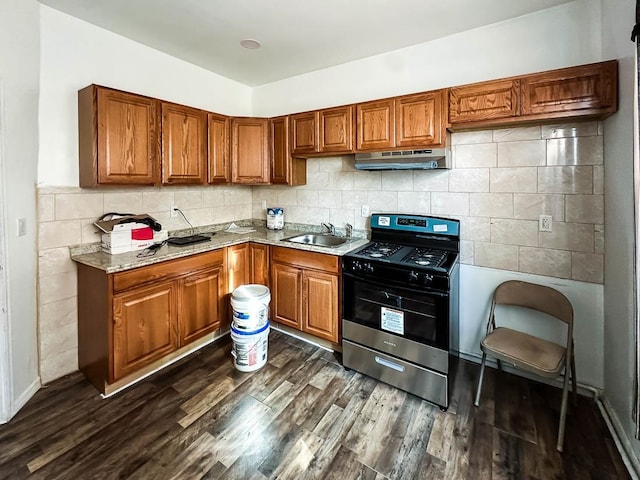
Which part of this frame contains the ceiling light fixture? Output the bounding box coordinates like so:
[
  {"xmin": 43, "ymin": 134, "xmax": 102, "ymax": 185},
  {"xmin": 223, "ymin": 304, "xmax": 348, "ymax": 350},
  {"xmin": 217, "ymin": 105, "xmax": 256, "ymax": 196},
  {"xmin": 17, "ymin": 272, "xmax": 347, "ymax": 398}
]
[{"xmin": 240, "ymin": 39, "xmax": 261, "ymax": 49}]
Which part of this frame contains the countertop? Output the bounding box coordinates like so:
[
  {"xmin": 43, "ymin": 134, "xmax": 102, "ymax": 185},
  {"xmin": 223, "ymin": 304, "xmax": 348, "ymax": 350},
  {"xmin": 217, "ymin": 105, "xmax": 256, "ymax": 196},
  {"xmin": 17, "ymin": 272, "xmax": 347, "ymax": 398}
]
[{"xmin": 70, "ymin": 225, "xmax": 369, "ymax": 274}]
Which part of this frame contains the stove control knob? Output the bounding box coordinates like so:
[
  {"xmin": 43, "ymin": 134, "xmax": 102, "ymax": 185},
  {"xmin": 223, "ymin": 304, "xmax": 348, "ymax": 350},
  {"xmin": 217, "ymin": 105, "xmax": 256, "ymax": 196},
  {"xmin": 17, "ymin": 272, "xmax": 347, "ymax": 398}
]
[
  {"xmin": 423, "ymin": 274, "xmax": 434, "ymax": 285},
  {"xmin": 409, "ymin": 271, "xmax": 419, "ymax": 282},
  {"xmin": 352, "ymin": 261, "xmax": 361, "ymax": 272},
  {"xmin": 364, "ymin": 263, "xmax": 374, "ymax": 273}
]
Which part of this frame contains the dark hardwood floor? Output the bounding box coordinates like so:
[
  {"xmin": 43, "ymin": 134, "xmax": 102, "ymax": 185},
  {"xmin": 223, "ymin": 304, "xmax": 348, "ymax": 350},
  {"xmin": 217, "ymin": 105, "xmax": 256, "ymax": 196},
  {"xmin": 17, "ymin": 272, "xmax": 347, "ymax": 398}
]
[{"xmin": 0, "ymin": 331, "xmax": 630, "ymax": 479}]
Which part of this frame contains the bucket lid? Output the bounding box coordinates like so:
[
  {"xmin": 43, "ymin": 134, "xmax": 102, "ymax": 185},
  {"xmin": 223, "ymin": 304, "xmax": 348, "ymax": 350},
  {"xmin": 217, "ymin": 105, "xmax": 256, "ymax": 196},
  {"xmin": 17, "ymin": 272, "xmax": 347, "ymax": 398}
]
[{"xmin": 231, "ymin": 284, "xmax": 270, "ymax": 301}]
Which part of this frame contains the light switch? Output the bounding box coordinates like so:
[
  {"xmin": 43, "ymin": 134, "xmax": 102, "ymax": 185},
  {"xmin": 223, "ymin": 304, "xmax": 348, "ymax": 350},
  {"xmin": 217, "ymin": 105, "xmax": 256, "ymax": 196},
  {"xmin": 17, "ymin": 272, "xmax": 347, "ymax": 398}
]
[{"xmin": 17, "ymin": 218, "xmax": 26, "ymax": 236}]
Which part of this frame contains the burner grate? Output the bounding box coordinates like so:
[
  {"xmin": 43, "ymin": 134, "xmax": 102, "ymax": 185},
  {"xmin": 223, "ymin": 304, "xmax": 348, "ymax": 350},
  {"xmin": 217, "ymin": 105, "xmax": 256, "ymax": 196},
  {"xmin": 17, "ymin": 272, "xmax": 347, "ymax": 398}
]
[
  {"xmin": 401, "ymin": 248, "xmax": 448, "ymax": 268},
  {"xmin": 357, "ymin": 242, "xmax": 403, "ymax": 259}
]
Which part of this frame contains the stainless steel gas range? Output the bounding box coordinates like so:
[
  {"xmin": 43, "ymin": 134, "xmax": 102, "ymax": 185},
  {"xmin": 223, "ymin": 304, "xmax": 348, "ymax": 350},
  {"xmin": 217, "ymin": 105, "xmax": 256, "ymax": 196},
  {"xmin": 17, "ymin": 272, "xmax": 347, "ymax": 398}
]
[{"xmin": 342, "ymin": 213, "xmax": 460, "ymax": 409}]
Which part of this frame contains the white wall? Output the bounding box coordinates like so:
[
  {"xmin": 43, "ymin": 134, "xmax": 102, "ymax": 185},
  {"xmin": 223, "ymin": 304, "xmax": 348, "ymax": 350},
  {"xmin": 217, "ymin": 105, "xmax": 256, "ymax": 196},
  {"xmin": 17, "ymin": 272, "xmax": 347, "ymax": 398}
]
[
  {"xmin": 0, "ymin": 0, "xmax": 41, "ymax": 421},
  {"xmin": 460, "ymin": 265, "xmax": 603, "ymax": 387},
  {"xmin": 601, "ymin": 0, "xmax": 640, "ymax": 469},
  {"xmin": 253, "ymin": 0, "xmax": 603, "ymax": 116},
  {"xmin": 38, "ymin": 6, "xmax": 253, "ymax": 187}
]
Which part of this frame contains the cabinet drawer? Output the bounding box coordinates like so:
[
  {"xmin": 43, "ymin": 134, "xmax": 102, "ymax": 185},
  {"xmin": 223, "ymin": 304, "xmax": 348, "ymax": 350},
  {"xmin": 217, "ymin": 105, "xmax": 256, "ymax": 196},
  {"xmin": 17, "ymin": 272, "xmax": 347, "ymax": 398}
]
[
  {"xmin": 114, "ymin": 249, "xmax": 225, "ymax": 292},
  {"xmin": 271, "ymin": 246, "xmax": 340, "ymax": 274}
]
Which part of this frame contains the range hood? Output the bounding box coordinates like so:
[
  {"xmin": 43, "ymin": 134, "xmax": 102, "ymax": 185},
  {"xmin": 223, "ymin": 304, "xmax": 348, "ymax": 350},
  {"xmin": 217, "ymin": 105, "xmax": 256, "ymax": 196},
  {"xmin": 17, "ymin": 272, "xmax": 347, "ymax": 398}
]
[{"xmin": 354, "ymin": 148, "xmax": 450, "ymax": 170}]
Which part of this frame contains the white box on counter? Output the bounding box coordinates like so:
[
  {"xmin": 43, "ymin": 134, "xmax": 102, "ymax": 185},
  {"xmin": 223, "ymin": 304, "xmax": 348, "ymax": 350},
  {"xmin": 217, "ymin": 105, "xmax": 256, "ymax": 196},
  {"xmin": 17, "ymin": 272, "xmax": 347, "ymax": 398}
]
[{"xmin": 101, "ymin": 229, "xmax": 168, "ymax": 255}]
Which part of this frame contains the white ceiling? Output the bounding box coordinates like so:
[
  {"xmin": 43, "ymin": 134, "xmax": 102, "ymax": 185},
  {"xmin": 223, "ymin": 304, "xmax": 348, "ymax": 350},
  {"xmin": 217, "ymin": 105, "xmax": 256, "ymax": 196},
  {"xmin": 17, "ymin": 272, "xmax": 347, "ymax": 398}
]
[{"xmin": 38, "ymin": 0, "xmax": 574, "ymax": 87}]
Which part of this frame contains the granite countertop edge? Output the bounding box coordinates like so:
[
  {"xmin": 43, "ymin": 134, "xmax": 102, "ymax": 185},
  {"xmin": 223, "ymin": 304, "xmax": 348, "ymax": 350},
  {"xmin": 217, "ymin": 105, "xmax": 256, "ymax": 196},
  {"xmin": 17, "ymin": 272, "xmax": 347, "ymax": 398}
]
[{"xmin": 70, "ymin": 223, "xmax": 369, "ymax": 274}]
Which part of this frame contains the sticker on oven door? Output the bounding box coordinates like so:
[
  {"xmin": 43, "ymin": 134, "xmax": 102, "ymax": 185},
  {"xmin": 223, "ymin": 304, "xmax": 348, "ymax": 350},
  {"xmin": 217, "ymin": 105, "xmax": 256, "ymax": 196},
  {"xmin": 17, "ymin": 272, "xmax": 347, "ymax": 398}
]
[{"xmin": 381, "ymin": 307, "xmax": 404, "ymax": 335}]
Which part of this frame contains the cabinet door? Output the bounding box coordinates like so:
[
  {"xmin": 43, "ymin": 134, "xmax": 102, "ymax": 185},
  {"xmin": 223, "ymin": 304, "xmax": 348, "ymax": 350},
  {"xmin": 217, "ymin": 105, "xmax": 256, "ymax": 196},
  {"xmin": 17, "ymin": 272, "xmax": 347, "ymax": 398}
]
[
  {"xmin": 161, "ymin": 102, "xmax": 207, "ymax": 184},
  {"xmin": 81, "ymin": 86, "xmax": 159, "ymax": 187},
  {"xmin": 228, "ymin": 243, "xmax": 251, "ymax": 292},
  {"xmin": 302, "ymin": 270, "xmax": 339, "ymax": 343},
  {"xmin": 291, "ymin": 111, "xmax": 319, "ymax": 155},
  {"xmin": 449, "ymin": 79, "xmax": 520, "ymax": 125},
  {"xmin": 112, "ymin": 281, "xmax": 178, "ymax": 381},
  {"xmin": 208, "ymin": 112, "xmax": 230, "ymax": 184},
  {"xmin": 271, "ymin": 262, "xmax": 302, "ymax": 329},
  {"xmin": 231, "ymin": 117, "xmax": 270, "ymax": 184},
  {"xmin": 521, "ymin": 61, "xmax": 618, "ymax": 117},
  {"xmin": 180, "ymin": 266, "xmax": 225, "ymax": 345},
  {"xmin": 396, "ymin": 91, "xmax": 445, "ymax": 147},
  {"xmin": 270, "ymin": 116, "xmax": 306, "ymax": 186},
  {"xmin": 250, "ymin": 243, "xmax": 270, "ymax": 287},
  {"xmin": 356, "ymin": 99, "xmax": 395, "ymax": 150},
  {"xmin": 319, "ymin": 106, "xmax": 354, "ymax": 153}
]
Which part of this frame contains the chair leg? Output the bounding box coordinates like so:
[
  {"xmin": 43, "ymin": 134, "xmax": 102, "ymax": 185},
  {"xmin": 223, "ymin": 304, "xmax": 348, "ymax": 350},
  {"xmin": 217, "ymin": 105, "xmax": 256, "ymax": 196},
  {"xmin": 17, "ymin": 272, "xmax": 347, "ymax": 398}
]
[
  {"xmin": 557, "ymin": 362, "xmax": 571, "ymax": 452},
  {"xmin": 474, "ymin": 353, "xmax": 487, "ymax": 407},
  {"xmin": 570, "ymin": 352, "xmax": 577, "ymax": 406},
  {"xmin": 496, "ymin": 358, "xmax": 503, "ymax": 372}
]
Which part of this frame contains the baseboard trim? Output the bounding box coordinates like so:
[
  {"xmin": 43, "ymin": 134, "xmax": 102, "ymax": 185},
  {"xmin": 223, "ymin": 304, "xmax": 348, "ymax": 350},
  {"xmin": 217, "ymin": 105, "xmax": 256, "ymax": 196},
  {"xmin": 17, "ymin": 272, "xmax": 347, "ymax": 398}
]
[
  {"xmin": 1, "ymin": 377, "xmax": 41, "ymax": 424},
  {"xmin": 597, "ymin": 396, "xmax": 640, "ymax": 480}
]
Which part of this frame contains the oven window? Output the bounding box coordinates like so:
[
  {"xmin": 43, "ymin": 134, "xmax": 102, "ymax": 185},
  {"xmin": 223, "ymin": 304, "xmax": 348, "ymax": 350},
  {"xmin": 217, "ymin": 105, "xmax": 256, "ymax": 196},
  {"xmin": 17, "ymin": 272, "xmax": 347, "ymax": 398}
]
[{"xmin": 343, "ymin": 276, "xmax": 449, "ymax": 349}]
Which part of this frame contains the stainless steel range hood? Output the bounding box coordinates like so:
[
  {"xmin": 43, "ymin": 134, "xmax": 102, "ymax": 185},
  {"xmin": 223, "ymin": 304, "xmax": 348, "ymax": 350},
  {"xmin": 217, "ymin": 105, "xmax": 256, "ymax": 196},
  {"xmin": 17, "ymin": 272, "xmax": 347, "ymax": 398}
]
[{"xmin": 354, "ymin": 148, "xmax": 450, "ymax": 170}]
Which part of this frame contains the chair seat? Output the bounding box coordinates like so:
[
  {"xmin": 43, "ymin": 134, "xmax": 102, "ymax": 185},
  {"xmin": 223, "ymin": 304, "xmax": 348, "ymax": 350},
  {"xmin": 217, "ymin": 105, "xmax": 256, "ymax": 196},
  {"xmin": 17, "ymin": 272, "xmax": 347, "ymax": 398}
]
[{"xmin": 481, "ymin": 327, "xmax": 566, "ymax": 377}]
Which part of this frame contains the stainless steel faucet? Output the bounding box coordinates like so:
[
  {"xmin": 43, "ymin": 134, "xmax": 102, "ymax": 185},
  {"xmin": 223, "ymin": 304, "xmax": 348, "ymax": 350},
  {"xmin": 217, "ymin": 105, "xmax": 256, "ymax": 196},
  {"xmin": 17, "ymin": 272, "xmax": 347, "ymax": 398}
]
[
  {"xmin": 345, "ymin": 223, "xmax": 353, "ymax": 239},
  {"xmin": 321, "ymin": 222, "xmax": 335, "ymax": 235}
]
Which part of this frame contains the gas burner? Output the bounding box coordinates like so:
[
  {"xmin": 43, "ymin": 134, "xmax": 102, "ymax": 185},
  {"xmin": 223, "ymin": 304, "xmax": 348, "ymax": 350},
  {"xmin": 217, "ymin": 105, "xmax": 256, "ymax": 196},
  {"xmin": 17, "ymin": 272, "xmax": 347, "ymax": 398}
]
[
  {"xmin": 402, "ymin": 248, "xmax": 448, "ymax": 268},
  {"xmin": 357, "ymin": 242, "xmax": 403, "ymax": 259}
]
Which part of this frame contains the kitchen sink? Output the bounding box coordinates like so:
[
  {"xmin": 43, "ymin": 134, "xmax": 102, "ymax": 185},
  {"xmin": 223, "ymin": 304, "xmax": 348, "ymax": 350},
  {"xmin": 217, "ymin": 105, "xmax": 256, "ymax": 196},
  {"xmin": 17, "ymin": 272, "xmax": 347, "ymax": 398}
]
[{"xmin": 282, "ymin": 232, "xmax": 350, "ymax": 248}]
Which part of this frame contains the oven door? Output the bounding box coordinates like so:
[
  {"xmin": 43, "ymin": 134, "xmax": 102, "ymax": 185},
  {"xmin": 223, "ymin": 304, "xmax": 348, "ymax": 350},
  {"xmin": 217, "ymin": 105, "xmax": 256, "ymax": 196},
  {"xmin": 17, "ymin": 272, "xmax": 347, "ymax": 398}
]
[{"xmin": 342, "ymin": 272, "xmax": 450, "ymax": 351}]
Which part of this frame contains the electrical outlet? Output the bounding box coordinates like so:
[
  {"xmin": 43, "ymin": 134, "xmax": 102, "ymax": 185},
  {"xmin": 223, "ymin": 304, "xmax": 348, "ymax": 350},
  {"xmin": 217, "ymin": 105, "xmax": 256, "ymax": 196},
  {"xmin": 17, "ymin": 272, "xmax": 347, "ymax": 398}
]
[
  {"xmin": 261, "ymin": 200, "xmax": 267, "ymax": 209},
  {"xmin": 361, "ymin": 205, "xmax": 370, "ymax": 217},
  {"xmin": 539, "ymin": 214, "xmax": 552, "ymax": 232},
  {"xmin": 170, "ymin": 205, "xmax": 178, "ymax": 218}
]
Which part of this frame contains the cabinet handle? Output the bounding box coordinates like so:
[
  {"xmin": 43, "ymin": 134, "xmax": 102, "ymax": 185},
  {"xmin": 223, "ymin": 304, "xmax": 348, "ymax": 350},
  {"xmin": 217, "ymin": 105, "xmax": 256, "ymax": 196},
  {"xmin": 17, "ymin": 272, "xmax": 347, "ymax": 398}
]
[{"xmin": 375, "ymin": 356, "xmax": 405, "ymax": 372}]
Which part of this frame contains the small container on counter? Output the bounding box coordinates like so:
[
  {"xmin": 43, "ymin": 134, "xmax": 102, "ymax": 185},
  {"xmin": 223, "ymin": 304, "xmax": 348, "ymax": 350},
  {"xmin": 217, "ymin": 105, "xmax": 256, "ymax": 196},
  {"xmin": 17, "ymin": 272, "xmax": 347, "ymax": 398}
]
[{"xmin": 266, "ymin": 207, "xmax": 285, "ymax": 230}]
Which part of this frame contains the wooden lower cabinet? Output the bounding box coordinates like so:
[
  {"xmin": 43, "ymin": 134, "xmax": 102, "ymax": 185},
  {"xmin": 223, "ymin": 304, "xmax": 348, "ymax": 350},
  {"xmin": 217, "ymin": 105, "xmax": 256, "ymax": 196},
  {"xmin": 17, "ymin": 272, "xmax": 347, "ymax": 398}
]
[
  {"xmin": 180, "ymin": 265, "xmax": 226, "ymax": 344},
  {"xmin": 302, "ymin": 270, "xmax": 339, "ymax": 341},
  {"xmin": 113, "ymin": 281, "xmax": 178, "ymax": 380},
  {"xmin": 271, "ymin": 246, "xmax": 340, "ymax": 343},
  {"xmin": 226, "ymin": 242, "xmax": 271, "ymax": 327},
  {"xmin": 78, "ymin": 249, "xmax": 226, "ymax": 394}
]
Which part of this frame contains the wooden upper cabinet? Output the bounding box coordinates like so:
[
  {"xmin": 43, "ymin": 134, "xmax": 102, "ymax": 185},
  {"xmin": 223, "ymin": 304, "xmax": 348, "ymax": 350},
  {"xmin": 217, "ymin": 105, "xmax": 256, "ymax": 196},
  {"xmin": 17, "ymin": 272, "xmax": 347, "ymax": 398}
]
[
  {"xmin": 319, "ymin": 105, "xmax": 354, "ymax": 153},
  {"xmin": 161, "ymin": 102, "xmax": 207, "ymax": 185},
  {"xmin": 270, "ymin": 116, "xmax": 306, "ymax": 185},
  {"xmin": 448, "ymin": 79, "xmax": 520, "ymax": 125},
  {"xmin": 521, "ymin": 60, "xmax": 618, "ymax": 118},
  {"xmin": 395, "ymin": 91, "xmax": 445, "ymax": 148},
  {"xmin": 290, "ymin": 111, "xmax": 319, "ymax": 155},
  {"xmin": 79, "ymin": 85, "xmax": 159, "ymax": 187},
  {"xmin": 449, "ymin": 61, "xmax": 618, "ymax": 128},
  {"xmin": 231, "ymin": 117, "xmax": 270, "ymax": 184},
  {"xmin": 357, "ymin": 99, "xmax": 395, "ymax": 151},
  {"xmin": 208, "ymin": 112, "xmax": 230, "ymax": 184}
]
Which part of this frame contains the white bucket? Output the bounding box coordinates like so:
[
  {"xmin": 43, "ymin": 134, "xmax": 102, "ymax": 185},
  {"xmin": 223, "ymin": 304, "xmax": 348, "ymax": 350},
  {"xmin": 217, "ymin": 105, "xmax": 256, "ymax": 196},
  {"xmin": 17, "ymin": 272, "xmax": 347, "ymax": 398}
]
[
  {"xmin": 231, "ymin": 284, "xmax": 270, "ymax": 331},
  {"xmin": 230, "ymin": 321, "xmax": 270, "ymax": 372}
]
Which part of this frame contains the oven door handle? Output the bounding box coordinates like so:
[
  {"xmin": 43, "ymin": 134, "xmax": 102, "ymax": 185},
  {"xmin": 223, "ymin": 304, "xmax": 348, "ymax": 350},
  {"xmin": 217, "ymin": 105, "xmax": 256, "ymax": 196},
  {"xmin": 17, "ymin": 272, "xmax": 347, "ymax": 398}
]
[
  {"xmin": 375, "ymin": 356, "xmax": 405, "ymax": 372},
  {"xmin": 342, "ymin": 271, "xmax": 449, "ymax": 298}
]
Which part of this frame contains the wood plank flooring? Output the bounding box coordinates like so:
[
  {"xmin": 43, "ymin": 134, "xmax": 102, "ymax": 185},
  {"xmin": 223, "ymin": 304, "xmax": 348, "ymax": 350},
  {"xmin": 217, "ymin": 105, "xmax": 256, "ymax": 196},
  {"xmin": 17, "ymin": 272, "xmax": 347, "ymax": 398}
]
[{"xmin": 0, "ymin": 330, "xmax": 630, "ymax": 479}]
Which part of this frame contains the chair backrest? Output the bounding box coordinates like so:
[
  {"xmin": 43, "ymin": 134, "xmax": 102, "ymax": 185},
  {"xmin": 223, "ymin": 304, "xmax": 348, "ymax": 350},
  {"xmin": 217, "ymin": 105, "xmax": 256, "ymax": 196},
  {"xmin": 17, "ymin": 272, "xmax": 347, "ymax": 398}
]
[{"xmin": 493, "ymin": 280, "xmax": 573, "ymax": 325}]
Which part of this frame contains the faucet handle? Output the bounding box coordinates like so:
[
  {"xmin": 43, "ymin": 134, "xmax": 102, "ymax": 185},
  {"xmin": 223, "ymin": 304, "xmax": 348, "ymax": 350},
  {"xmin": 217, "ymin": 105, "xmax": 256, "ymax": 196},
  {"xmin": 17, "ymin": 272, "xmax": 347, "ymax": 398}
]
[
  {"xmin": 345, "ymin": 223, "xmax": 353, "ymax": 238},
  {"xmin": 321, "ymin": 222, "xmax": 335, "ymax": 234}
]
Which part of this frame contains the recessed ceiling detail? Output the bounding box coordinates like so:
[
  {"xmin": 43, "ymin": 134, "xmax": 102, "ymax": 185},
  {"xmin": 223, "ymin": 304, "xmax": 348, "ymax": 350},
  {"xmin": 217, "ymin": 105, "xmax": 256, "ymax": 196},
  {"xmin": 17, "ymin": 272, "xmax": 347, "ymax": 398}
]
[{"xmin": 240, "ymin": 39, "xmax": 261, "ymax": 50}]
